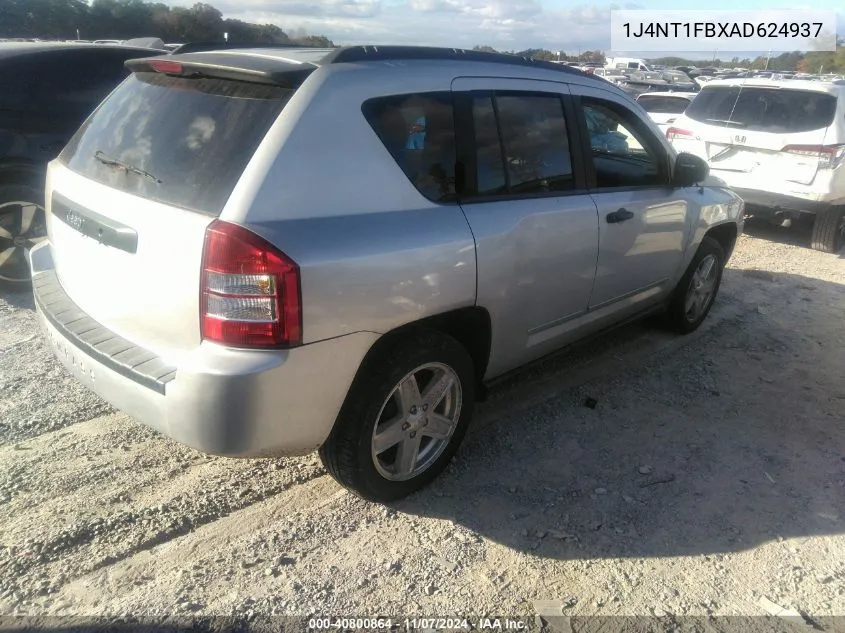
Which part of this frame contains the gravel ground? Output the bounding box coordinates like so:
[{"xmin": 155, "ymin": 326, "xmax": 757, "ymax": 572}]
[{"xmin": 0, "ymin": 219, "xmax": 843, "ymax": 632}]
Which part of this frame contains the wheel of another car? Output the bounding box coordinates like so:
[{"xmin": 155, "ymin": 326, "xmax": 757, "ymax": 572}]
[
  {"xmin": 0, "ymin": 182, "xmax": 47, "ymax": 284},
  {"xmin": 810, "ymin": 207, "xmax": 845, "ymax": 254},
  {"xmin": 664, "ymin": 236, "xmax": 725, "ymax": 334},
  {"xmin": 319, "ymin": 330, "xmax": 475, "ymax": 503}
]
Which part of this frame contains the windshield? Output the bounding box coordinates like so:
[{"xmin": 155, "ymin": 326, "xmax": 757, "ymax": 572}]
[
  {"xmin": 684, "ymin": 86, "xmax": 837, "ymax": 133},
  {"xmin": 638, "ymin": 96, "xmax": 692, "ymax": 114},
  {"xmin": 60, "ymin": 72, "xmax": 293, "ymax": 215}
]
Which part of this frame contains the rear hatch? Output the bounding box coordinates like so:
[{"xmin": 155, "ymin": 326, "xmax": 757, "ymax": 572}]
[
  {"xmin": 47, "ymin": 55, "xmax": 304, "ymax": 362},
  {"xmin": 668, "ymin": 84, "xmax": 839, "ymax": 186},
  {"xmin": 636, "ymin": 94, "xmax": 692, "ymax": 128}
]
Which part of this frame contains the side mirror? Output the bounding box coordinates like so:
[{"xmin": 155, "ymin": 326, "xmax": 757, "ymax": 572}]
[{"xmin": 673, "ymin": 152, "xmax": 709, "ymax": 187}]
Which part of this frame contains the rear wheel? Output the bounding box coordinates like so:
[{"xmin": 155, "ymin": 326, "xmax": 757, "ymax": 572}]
[
  {"xmin": 810, "ymin": 207, "xmax": 845, "ymax": 253},
  {"xmin": 319, "ymin": 330, "xmax": 475, "ymax": 502},
  {"xmin": 663, "ymin": 237, "xmax": 725, "ymax": 334},
  {"xmin": 0, "ymin": 183, "xmax": 47, "ymax": 284}
]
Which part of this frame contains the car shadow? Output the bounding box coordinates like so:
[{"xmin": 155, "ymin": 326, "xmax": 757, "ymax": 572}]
[
  {"xmin": 393, "ymin": 269, "xmax": 845, "ymax": 562},
  {"xmin": 0, "ymin": 280, "xmax": 35, "ymax": 310},
  {"xmin": 742, "ymin": 216, "xmax": 845, "ymax": 259},
  {"xmin": 741, "ymin": 216, "xmax": 814, "ymax": 249}
]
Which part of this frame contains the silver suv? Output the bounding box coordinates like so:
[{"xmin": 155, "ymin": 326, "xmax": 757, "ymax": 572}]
[{"xmin": 29, "ymin": 46, "xmax": 744, "ymax": 502}]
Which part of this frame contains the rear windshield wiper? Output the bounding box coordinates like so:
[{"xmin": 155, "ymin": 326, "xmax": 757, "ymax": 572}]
[
  {"xmin": 94, "ymin": 150, "xmax": 162, "ymax": 184},
  {"xmin": 703, "ymin": 119, "xmax": 747, "ymax": 128}
]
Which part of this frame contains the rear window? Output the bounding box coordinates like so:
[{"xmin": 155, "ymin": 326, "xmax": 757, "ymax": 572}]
[
  {"xmin": 684, "ymin": 86, "xmax": 837, "ymax": 133},
  {"xmin": 60, "ymin": 72, "xmax": 292, "ymax": 215},
  {"xmin": 637, "ymin": 95, "xmax": 692, "ymax": 114}
]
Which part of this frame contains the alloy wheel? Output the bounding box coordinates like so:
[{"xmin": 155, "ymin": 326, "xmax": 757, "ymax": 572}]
[
  {"xmin": 371, "ymin": 362, "xmax": 462, "ymax": 482},
  {"xmin": 684, "ymin": 253, "xmax": 718, "ymax": 323},
  {"xmin": 0, "ymin": 201, "xmax": 47, "ymax": 283}
]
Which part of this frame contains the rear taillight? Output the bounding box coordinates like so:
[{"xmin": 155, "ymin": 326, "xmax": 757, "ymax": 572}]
[
  {"xmin": 781, "ymin": 144, "xmax": 845, "ymax": 169},
  {"xmin": 666, "ymin": 127, "xmax": 695, "ymax": 141},
  {"xmin": 148, "ymin": 59, "xmax": 183, "ymax": 75},
  {"xmin": 201, "ymin": 220, "xmax": 301, "ymax": 348}
]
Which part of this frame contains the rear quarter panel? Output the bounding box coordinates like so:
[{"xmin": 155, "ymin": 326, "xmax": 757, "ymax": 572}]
[{"xmin": 226, "ymin": 63, "xmax": 478, "ymax": 344}]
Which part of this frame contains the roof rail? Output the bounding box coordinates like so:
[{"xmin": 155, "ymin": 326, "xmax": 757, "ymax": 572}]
[{"xmin": 322, "ymin": 45, "xmax": 603, "ymax": 81}]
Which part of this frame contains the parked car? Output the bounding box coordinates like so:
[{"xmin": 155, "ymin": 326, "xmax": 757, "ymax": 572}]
[
  {"xmin": 622, "ymin": 71, "xmax": 697, "ymax": 97},
  {"xmin": 0, "ymin": 42, "xmax": 165, "ymax": 284},
  {"xmin": 636, "ymin": 91, "xmax": 697, "ymax": 133},
  {"xmin": 667, "ymin": 78, "xmax": 845, "ymax": 252},
  {"xmin": 605, "ymin": 57, "xmax": 652, "ymax": 72},
  {"xmin": 30, "ymin": 45, "xmax": 744, "ymax": 502},
  {"xmin": 592, "ymin": 67, "xmax": 627, "ymax": 85}
]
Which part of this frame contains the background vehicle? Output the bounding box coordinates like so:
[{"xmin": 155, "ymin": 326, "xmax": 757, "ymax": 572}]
[
  {"xmin": 636, "ymin": 91, "xmax": 697, "ymax": 133},
  {"xmin": 606, "ymin": 57, "xmax": 651, "ymax": 72},
  {"xmin": 667, "ymin": 78, "xmax": 845, "ymax": 252},
  {"xmin": 30, "ymin": 46, "xmax": 743, "ymax": 502},
  {"xmin": 592, "ymin": 67, "xmax": 627, "ymax": 85},
  {"xmin": 623, "ymin": 71, "xmax": 698, "ymax": 96},
  {"xmin": 0, "ymin": 42, "xmax": 165, "ymax": 284}
]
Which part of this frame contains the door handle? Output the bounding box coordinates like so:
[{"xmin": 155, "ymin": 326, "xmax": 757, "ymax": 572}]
[{"xmin": 607, "ymin": 208, "xmax": 635, "ymax": 224}]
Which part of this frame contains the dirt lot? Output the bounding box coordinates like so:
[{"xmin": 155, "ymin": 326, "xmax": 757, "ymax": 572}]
[{"xmin": 1, "ymin": 220, "xmax": 844, "ymax": 631}]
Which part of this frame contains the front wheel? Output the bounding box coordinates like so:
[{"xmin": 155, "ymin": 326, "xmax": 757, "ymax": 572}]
[
  {"xmin": 0, "ymin": 183, "xmax": 47, "ymax": 285},
  {"xmin": 319, "ymin": 330, "xmax": 475, "ymax": 502},
  {"xmin": 664, "ymin": 236, "xmax": 725, "ymax": 334}
]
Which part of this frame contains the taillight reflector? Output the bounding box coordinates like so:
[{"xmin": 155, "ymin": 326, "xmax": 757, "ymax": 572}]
[
  {"xmin": 782, "ymin": 144, "xmax": 845, "ymax": 169},
  {"xmin": 666, "ymin": 126, "xmax": 695, "ymax": 141},
  {"xmin": 148, "ymin": 59, "xmax": 183, "ymax": 75},
  {"xmin": 201, "ymin": 220, "xmax": 301, "ymax": 348}
]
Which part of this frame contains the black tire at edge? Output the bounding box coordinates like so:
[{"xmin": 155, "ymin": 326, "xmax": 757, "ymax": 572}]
[
  {"xmin": 319, "ymin": 329, "xmax": 475, "ymax": 503},
  {"xmin": 810, "ymin": 207, "xmax": 845, "ymax": 254}
]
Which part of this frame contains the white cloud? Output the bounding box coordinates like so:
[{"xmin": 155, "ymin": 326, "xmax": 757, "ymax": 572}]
[
  {"xmin": 167, "ymin": 0, "xmax": 842, "ymax": 55},
  {"xmin": 206, "ymin": 0, "xmax": 620, "ymax": 51},
  {"xmin": 213, "ymin": 0, "xmax": 383, "ymax": 19}
]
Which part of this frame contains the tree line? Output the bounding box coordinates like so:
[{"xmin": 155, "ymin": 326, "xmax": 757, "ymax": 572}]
[
  {"xmin": 0, "ymin": 0, "xmax": 334, "ymax": 46},
  {"xmin": 474, "ymin": 45, "xmax": 845, "ymax": 74}
]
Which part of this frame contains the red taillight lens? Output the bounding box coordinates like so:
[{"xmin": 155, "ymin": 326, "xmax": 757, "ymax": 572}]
[
  {"xmin": 201, "ymin": 220, "xmax": 301, "ymax": 348},
  {"xmin": 148, "ymin": 59, "xmax": 183, "ymax": 75},
  {"xmin": 782, "ymin": 144, "xmax": 845, "ymax": 169},
  {"xmin": 666, "ymin": 126, "xmax": 695, "ymax": 141}
]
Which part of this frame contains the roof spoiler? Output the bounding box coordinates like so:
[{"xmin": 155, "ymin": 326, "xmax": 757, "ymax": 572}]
[{"xmin": 125, "ymin": 54, "xmax": 316, "ymax": 88}]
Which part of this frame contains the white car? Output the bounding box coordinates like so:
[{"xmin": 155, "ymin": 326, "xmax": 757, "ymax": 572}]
[
  {"xmin": 635, "ymin": 92, "xmax": 697, "ymax": 133},
  {"xmin": 667, "ymin": 78, "xmax": 845, "ymax": 252}
]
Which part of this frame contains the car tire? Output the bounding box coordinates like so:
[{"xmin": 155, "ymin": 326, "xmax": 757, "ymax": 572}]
[
  {"xmin": 0, "ymin": 181, "xmax": 47, "ymax": 285},
  {"xmin": 810, "ymin": 207, "xmax": 845, "ymax": 254},
  {"xmin": 663, "ymin": 236, "xmax": 725, "ymax": 334},
  {"xmin": 319, "ymin": 330, "xmax": 475, "ymax": 503}
]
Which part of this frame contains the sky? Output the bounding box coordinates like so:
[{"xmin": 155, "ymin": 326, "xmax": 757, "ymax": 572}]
[{"xmin": 169, "ymin": 0, "xmax": 844, "ymax": 59}]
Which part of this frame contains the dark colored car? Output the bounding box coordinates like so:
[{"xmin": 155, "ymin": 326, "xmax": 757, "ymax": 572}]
[{"xmin": 0, "ymin": 43, "xmax": 163, "ymax": 283}]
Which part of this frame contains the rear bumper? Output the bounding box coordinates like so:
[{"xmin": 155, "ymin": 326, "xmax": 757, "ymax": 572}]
[
  {"xmin": 731, "ymin": 188, "xmax": 835, "ymax": 215},
  {"xmin": 30, "ymin": 242, "xmax": 378, "ymax": 457}
]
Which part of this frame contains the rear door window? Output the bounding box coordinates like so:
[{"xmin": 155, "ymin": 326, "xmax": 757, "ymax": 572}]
[
  {"xmin": 27, "ymin": 49, "xmax": 152, "ymax": 134},
  {"xmin": 685, "ymin": 86, "xmax": 837, "ymax": 133},
  {"xmin": 362, "ymin": 92, "xmax": 457, "ymax": 203},
  {"xmin": 60, "ymin": 72, "xmax": 292, "ymax": 215},
  {"xmin": 0, "ymin": 61, "xmax": 34, "ymax": 130},
  {"xmin": 467, "ymin": 92, "xmax": 575, "ymax": 198},
  {"xmin": 0, "ymin": 62, "xmax": 34, "ymax": 113}
]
